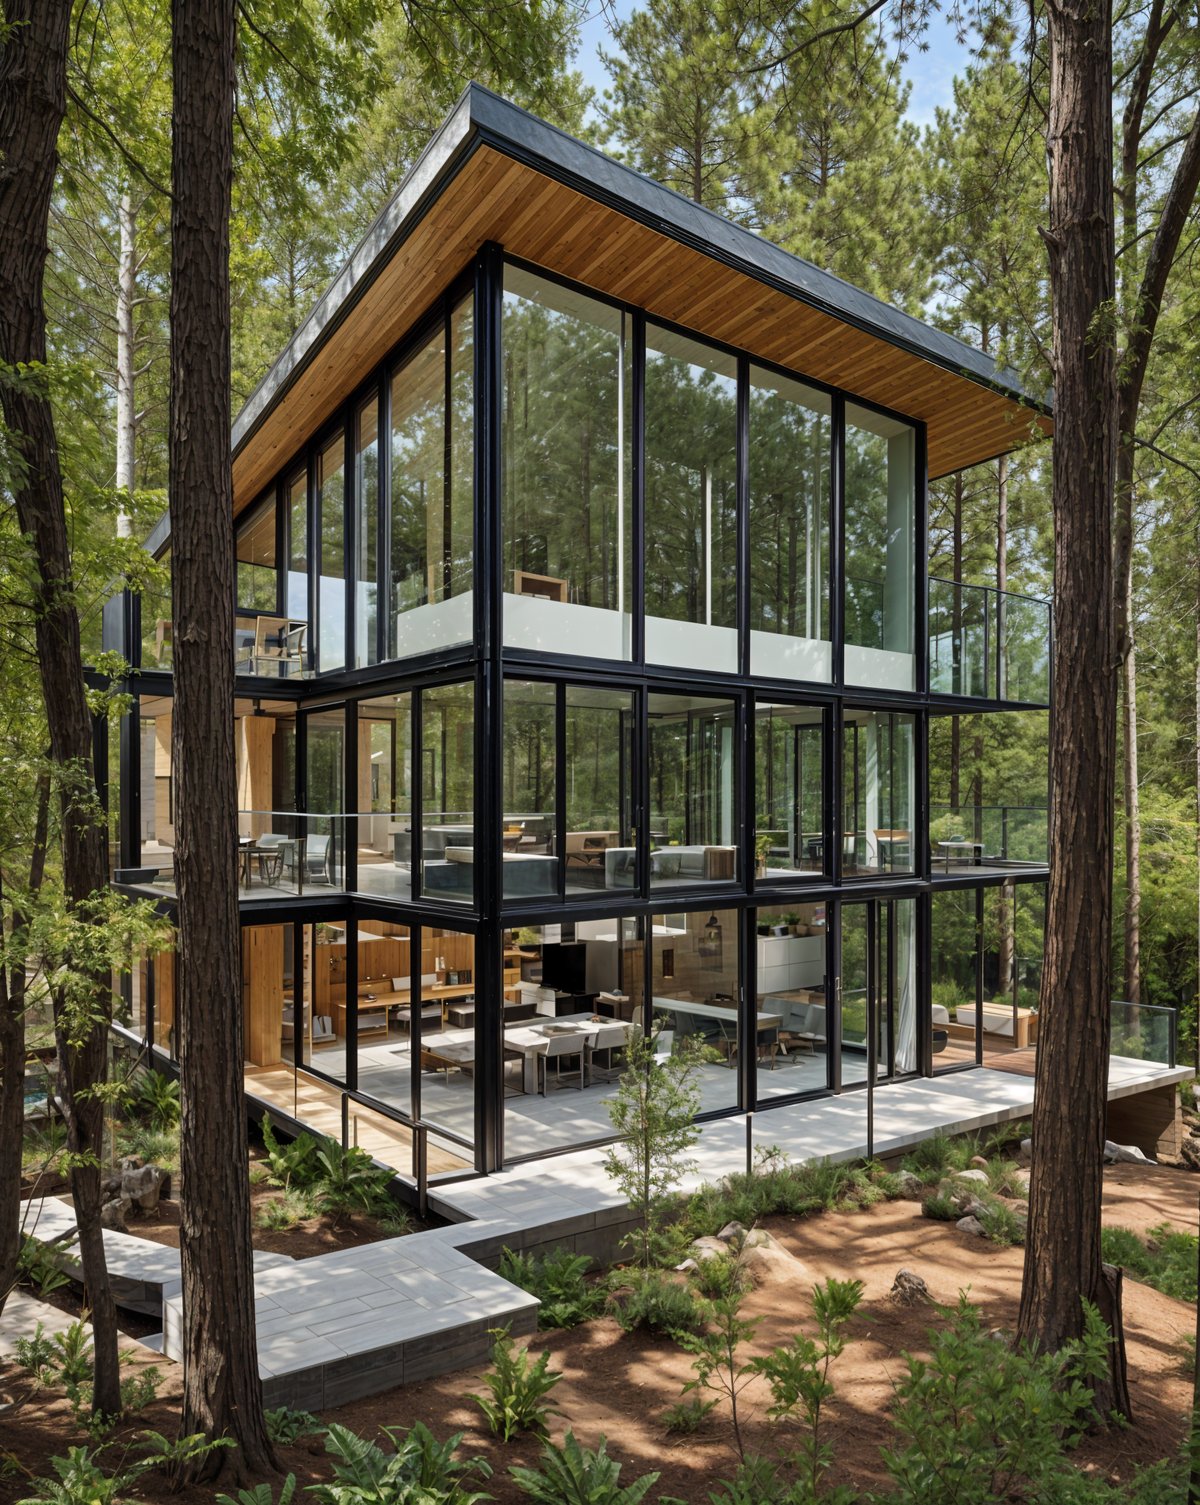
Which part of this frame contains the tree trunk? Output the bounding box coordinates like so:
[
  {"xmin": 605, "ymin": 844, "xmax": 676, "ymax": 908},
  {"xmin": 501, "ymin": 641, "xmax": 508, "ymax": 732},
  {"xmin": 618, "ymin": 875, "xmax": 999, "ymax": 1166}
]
[
  {"xmin": 1016, "ymin": 0, "xmax": 1128, "ymax": 1420},
  {"xmin": 0, "ymin": 0, "xmax": 123, "ymax": 1419},
  {"xmin": 116, "ymin": 188, "xmax": 137, "ymax": 537},
  {"xmin": 995, "ymin": 455, "xmax": 1013, "ymax": 987},
  {"xmin": 1122, "ymin": 579, "xmax": 1141, "ymax": 1005},
  {"xmin": 950, "ymin": 471, "xmax": 963, "ymax": 808},
  {"xmin": 170, "ymin": 0, "xmax": 275, "ymax": 1480}
]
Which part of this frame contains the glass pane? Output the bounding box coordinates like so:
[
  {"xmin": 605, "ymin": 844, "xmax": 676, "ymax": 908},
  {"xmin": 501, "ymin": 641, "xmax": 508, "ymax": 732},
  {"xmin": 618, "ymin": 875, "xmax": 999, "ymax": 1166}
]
[
  {"xmin": 565, "ymin": 686, "xmax": 636, "ymax": 897},
  {"xmin": 502, "ymin": 268, "xmax": 632, "ymax": 660},
  {"xmin": 287, "ymin": 471, "xmax": 308, "ymax": 627},
  {"xmin": 501, "ymin": 918, "xmax": 641, "ymax": 1158},
  {"xmin": 416, "ymin": 923, "xmax": 478, "ymax": 1173},
  {"xmin": 355, "ymin": 397, "xmax": 380, "ymax": 668},
  {"xmin": 844, "ymin": 403, "xmax": 916, "ymax": 689},
  {"xmin": 840, "ymin": 905, "xmax": 869, "ymax": 1086},
  {"xmin": 317, "ymin": 433, "xmax": 345, "ymax": 672},
  {"xmin": 932, "ymin": 889, "xmax": 978, "ymax": 1071},
  {"xmin": 306, "ymin": 707, "xmax": 346, "ymax": 890},
  {"xmin": 893, "ymin": 898, "xmax": 918, "ymax": 1073},
  {"xmin": 754, "ymin": 702, "xmax": 823, "ymax": 878},
  {"xmin": 754, "ymin": 904, "xmax": 828, "ymax": 1099},
  {"xmin": 651, "ymin": 909, "xmax": 738, "ymax": 1115},
  {"xmin": 501, "ymin": 681, "xmax": 557, "ymax": 900},
  {"xmin": 390, "ymin": 298, "xmax": 474, "ymax": 659},
  {"xmin": 648, "ymin": 693, "xmax": 737, "ymax": 888},
  {"xmin": 356, "ymin": 694, "xmax": 412, "ymax": 901},
  {"xmin": 140, "ymin": 548, "xmax": 172, "ymax": 669},
  {"xmin": 421, "ymin": 682, "xmax": 475, "ymax": 905},
  {"xmin": 353, "ymin": 918, "xmax": 415, "ymax": 1117},
  {"xmin": 644, "ymin": 325, "xmax": 737, "ymax": 672},
  {"xmin": 842, "ymin": 710, "xmax": 915, "ymax": 877},
  {"xmin": 749, "ymin": 366, "xmax": 831, "ymax": 680},
  {"xmin": 236, "ymin": 496, "xmax": 277, "ymax": 612}
]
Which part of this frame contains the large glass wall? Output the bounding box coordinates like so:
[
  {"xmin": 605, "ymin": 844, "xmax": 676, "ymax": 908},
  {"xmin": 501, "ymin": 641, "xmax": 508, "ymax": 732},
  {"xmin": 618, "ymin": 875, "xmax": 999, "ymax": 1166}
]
[
  {"xmin": 355, "ymin": 694, "xmax": 412, "ymax": 900},
  {"xmin": 236, "ymin": 496, "xmax": 277, "ymax": 612},
  {"xmin": 286, "ymin": 470, "xmax": 308, "ymax": 628},
  {"xmin": 421, "ymin": 681, "xmax": 475, "ymax": 904},
  {"xmin": 754, "ymin": 903, "xmax": 828, "ymax": 1098},
  {"xmin": 840, "ymin": 898, "xmax": 917, "ymax": 1085},
  {"xmin": 842, "ymin": 709, "xmax": 915, "ymax": 876},
  {"xmin": 755, "ymin": 702, "xmax": 824, "ymax": 878},
  {"xmin": 931, "ymin": 889, "xmax": 979, "ymax": 1071},
  {"xmin": 389, "ymin": 298, "xmax": 474, "ymax": 660},
  {"xmin": 305, "ymin": 706, "xmax": 346, "ymax": 889},
  {"xmin": 501, "ymin": 681, "xmax": 557, "ymax": 899},
  {"xmin": 651, "ymin": 909, "xmax": 738, "ymax": 1115},
  {"xmin": 317, "ymin": 432, "xmax": 346, "ymax": 672},
  {"xmin": 749, "ymin": 367, "xmax": 832, "ymax": 680},
  {"xmin": 648, "ymin": 693, "xmax": 737, "ymax": 888},
  {"xmin": 844, "ymin": 403, "xmax": 916, "ymax": 690},
  {"xmin": 565, "ymin": 686, "xmax": 635, "ymax": 895},
  {"xmin": 644, "ymin": 326, "xmax": 738, "ymax": 673},
  {"xmin": 355, "ymin": 396, "xmax": 380, "ymax": 668},
  {"xmin": 502, "ymin": 268, "xmax": 632, "ymax": 660}
]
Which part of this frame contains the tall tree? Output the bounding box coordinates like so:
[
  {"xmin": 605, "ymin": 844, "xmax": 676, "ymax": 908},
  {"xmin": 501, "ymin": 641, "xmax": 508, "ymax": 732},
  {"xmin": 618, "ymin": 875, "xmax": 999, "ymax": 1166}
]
[
  {"xmin": 169, "ymin": 0, "xmax": 275, "ymax": 1479},
  {"xmin": 0, "ymin": 0, "xmax": 124, "ymax": 1418}
]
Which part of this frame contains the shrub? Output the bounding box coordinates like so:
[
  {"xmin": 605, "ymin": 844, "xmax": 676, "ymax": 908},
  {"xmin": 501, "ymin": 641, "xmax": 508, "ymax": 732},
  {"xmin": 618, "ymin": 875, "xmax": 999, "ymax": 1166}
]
[
  {"xmin": 921, "ymin": 1193, "xmax": 959, "ymax": 1222},
  {"xmin": 982, "ymin": 1158, "xmax": 1027, "ymax": 1199},
  {"xmin": 308, "ymin": 1421, "xmax": 490, "ymax": 1505},
  {"xmin": 498, "ymin": 1246, "xmax": 605, "ymax": 1330},
  {"xmin": 260, "ymin": 1116, "xmax": 322, "ymax": 1189},
  {"xmin": 17, "ymin": 1235, "xmax": 71, "ymax": 1297},
  {"xmin": 510, "ymin": 1430, "xmax": 660, "ymax": 1504},
  {"xmin": 16, "ymin": 1432, "xmax": 227, "ymax": 1505},
  {"xmin": 661, "ymin": 1396, "xmax": 717, "ymax": 1435},
  {"xmin": 132, "ymin": 1069, "xmax": 180, "ymax": 1130},
  {"xmin": 470, "ymin": 1329, "xmax": 563, "ymax": 1443},
  {"xmin": 256, "ymin": 1188, "xmax": 318, "ymax": 1231},
  {"xmin": 1102, "ymin": 1223, "xmax": 1197, "ymax": 1303},
  {"xmin": 882, "ymin": 1295, "xmax": 1110, "ymax": 1504},
  {"xmin": 611, "ymin": 1270, "xmax": 706, "ymax": 1338},
  {"xmin": 689, "ymin": 1252, "xmax": 748, "ymax": 1301},
  {"xmin": 312, "ymin": 1139, "xmax": 397, "ymax": 1225},
  {"xmin": 678, "ymin": 1289, "xmax": 760, "ymax": 1461},
  {"xmin": 119, "ymin": 1124, "xmax": 180, "ymax": 1176},
  {"xmin": 264, "ymin": 1405, "xmax": 322, "ymax": 1444},
  {"xmin": 977, "ymin": 1199, "xmax": 1026, "ymax": 1247},
  {"xmin": 217, "ymin": 1480, "xmax": 298, "ymax": 1505},
  {"xmin": 902, "ymin": 1132, "xmax": 954, "ymax": 1178}
]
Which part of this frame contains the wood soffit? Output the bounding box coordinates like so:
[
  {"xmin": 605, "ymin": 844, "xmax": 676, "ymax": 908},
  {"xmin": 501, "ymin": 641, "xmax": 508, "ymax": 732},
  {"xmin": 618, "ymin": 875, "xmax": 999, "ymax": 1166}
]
[{"xmin": 231, "ymin": 143, "xmax": 1051, "ymax": 511}]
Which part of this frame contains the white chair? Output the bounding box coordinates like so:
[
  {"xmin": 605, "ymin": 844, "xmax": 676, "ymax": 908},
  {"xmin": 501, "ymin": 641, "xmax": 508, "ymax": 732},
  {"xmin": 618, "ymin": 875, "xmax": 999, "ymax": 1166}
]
[
  {"xmin": 653, "ymin": 1029, "xmax": 674, "ymax": 1065},
  {"xmin": 589, "ymin": 1024, "xmax": 629, "ymax": 1082},
  {"xmin": 535, "ymin": 1032, "xmax": 592, "ymax": 1094}
]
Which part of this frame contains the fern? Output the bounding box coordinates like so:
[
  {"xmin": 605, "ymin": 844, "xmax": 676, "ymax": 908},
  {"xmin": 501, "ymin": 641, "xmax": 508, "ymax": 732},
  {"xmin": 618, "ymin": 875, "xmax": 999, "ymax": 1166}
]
[
  {"xmin": 510, "ymin": 1430, "xmax": 659, "ymax": 1504},
  {"xmin": 470, "ymin": 1329, "xmax": 563, "ymax": 1443}
]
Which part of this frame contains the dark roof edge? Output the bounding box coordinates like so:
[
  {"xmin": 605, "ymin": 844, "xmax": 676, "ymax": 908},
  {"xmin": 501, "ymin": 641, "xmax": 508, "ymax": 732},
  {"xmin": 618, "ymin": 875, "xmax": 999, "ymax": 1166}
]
[{"xmin": 230, "ymin": 82, "xmax": 1050, "ymax": 475}]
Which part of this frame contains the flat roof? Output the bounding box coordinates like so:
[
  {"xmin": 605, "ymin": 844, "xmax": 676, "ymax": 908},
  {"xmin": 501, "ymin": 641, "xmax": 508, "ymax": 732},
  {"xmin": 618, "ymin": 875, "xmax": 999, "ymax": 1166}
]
[{"xmin": 231, "ymin": 84, "xmax": 1051, "ymax": 510}]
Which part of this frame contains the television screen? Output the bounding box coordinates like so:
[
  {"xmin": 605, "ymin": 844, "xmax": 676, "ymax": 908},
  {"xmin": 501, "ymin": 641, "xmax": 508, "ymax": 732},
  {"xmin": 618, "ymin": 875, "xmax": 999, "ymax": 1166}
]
[{"xmin": 540, "ymin": 942, "xmax": 586, "ymax": 995}]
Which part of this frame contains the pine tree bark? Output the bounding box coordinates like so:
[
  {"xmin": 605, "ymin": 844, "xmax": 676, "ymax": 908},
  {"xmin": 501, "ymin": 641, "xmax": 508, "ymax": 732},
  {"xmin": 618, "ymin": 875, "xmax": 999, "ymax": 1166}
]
[
  {"xmin": 170, "ymin": 0, "xmax": 275, "ymax": 1480},
  {"xmin": 1016, "ymin": 0, "xmax": 1129, "ymax": 1419},
  {"xmin": 0, "ymin": 0, "xmax": 123, "ymax": 1417},
  {"xmin": 115, "ymin": 189, "xmax": 137, "ymax": 536}
]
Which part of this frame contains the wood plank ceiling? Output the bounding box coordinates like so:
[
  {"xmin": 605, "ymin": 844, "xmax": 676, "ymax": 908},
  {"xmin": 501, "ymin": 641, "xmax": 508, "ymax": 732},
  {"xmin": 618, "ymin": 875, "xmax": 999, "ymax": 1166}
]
[{"xmin": 232, "ymin": 146, "xmax": 1050, "ymax": 511}]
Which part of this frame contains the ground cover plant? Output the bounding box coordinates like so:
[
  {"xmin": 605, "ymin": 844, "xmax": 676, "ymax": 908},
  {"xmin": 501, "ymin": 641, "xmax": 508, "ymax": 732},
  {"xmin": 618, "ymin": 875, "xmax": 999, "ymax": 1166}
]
[
  {"xmin": 1101, "ymin": 1223, "xmax": 1197, "ymax": 1303},
  {"xmin": 497, "ymin": 1247, "xmax": 606, "ymax": 1330}
]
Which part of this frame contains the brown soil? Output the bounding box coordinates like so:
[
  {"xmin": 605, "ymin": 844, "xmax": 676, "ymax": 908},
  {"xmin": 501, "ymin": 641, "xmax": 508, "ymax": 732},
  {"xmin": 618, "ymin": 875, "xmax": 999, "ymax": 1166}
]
[{"xmin": 2, "ymin": 1166, "xmax": 1193, "ymax": 1504}]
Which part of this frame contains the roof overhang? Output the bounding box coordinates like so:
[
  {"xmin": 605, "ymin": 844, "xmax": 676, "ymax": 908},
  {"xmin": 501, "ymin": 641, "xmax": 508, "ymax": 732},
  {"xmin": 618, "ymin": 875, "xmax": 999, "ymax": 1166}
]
[{"xmin": 231, "ymin": 84, "xmax": 1052, "ymax": 513}]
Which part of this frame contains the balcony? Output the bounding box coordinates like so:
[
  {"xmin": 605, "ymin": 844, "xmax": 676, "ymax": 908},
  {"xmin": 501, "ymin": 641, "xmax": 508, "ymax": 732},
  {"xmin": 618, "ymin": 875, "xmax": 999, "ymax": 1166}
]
[
  {"xmin": 929, "ymin": 803, "xmax": 1048, "ymax": 874},
  {"xmin": 130, "ymin": 811, "xmax": 351, "ymax": 901},
  {"xmin": 928, "ymin": 578, "xmax": 1051, "ymax": 705}
]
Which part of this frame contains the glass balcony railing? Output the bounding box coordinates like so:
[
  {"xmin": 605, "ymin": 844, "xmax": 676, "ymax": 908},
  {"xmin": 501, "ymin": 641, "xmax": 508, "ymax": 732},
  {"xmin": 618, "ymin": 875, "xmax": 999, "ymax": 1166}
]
[
  {"xmin": 929, "ymin": 803, "xmax": 1048, "ymax": 868},
  {"xmin": 233, "ymin": 613, "xmax": 315, "ymax": 679},
  {"xmin": 1110, "ymin": 1000, "xmax": 1177, "ymax": 1067},
  {"xmin": 134, "ymin": 811, "xmax": 350, "ymax": 899},
  {"xmin": 928, "ymin": 578, "xmax": 1051, "ymax": 704}
]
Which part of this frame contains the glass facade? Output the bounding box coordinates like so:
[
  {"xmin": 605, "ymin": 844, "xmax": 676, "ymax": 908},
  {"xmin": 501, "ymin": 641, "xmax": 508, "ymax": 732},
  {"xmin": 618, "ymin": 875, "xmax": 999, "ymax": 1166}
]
[{"xmin": 116, "ymin": 247, "xmax": 1051, "ymax": 1181}]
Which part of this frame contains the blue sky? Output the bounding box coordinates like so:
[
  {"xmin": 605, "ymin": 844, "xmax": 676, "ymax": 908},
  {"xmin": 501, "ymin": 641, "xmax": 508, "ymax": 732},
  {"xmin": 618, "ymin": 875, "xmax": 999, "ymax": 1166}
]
[{"xmin": 573, "ymin": 0, "xmax": 971, "ymax": 133}]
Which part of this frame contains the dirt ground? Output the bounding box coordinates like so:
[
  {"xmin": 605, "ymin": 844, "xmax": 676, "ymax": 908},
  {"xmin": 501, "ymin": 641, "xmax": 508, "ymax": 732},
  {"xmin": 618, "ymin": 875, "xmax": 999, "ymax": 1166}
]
[{"xmin": 1, "ymin": 1164, "xmax": 1195, "ymax": 1504}]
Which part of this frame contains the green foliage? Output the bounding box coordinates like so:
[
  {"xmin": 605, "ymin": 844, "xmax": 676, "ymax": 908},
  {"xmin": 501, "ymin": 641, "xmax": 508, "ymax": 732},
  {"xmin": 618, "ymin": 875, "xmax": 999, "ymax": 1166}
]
[
  {"xmin": 976, "ymin": 1199, "xmax": 1026, "ymax": 1247},
  {"xmin": 131, "ymin": 1068, "xmax": 179, "ymax": 1130},
  {"xmin": 611, "ymin": 1269, "xmax": 706, "ymax": 1338},
  {"xmin": 264, "ymin": 1405, "xmax": 323, "ymax": 1444},
  {"xmin": 509, "ymin": 1430, "xmax": 659, "ymax": 1504},
  {"xmin": 116, "ymin": 1123, "xmax": 180, "ymax": 1176},
  {"xmin": 258, "ymin": 1117, "xmax": 397, "ymax": 1226},
  {"xmin": 260, "ymin": 1116, "xmax": 323, "ymax": 1189},
  {"xmin": 470, "ymin": 1329, "xmax": 563, "ymax": 1443},
  {"xmin": 678, "ymin": 1156, "xmax": 897, "ymax": 1247},
  {"xmin": 678, "ymin": 1286, "xmax": 760, "ymax": 1461},
  {"xmin": 216, "ymin": 1478, "xmax": 298, "ymax": 1505},
  {"xmin": 746, "ymin": 1279, "xmax": 863, "ymax": 1499},
  {"xmin": 16, "ymin": 1432, "xmax": 228, "ymax": 1505},
  {"xmin": 690, "ymin": 1252, "xmax": 749, "ymax": 1301},
  {"xmin": 604, "ymin": 1027, "xmax": 705, "ymax": 1268},
  {"xmin": 12, "ymin": 1319, "xmax": 161, "ymax": 1431},
  {"xmin": 881, "ymin": 1296, "xmax": 1111, "ymax": 1503},
  {"xmin": 661, "ymin": 1396, "xmax": 718, "ymax": 1434},
  {"xmin": 1101, "ymin": 1223, "xmax": 1197, "ymax": 1303},
  {"xmin": 498, "ymin": 1246, "xmax": 605, "ymax": 1330},
  {"xmin": 16, "ymin": 1235, "xmax": 71, "ymax": 1297},
  {"xmin": 256, "ymin": 1188, "xmax": 319, "ymax": 1231},
  {"xmin": 921, "ymin": 1193, "xmax": 959, "ymax": 1222},
  {"xmin": 308, "ymin": 1421, "xmax": 491, "ymax": 1505}
]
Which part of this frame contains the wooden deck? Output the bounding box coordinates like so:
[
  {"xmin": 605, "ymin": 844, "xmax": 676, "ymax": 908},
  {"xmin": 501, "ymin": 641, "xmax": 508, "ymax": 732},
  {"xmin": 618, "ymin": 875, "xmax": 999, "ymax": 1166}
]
[{"xmin": 244, "ymin": 1064, "xmax": 472, "ymax": 1175}]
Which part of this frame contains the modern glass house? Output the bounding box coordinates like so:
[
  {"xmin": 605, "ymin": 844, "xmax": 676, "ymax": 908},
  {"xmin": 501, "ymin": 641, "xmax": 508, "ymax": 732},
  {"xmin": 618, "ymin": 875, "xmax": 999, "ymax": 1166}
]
[{"xmin": 104, "ymin": 86, "xmax": 1057, "ymax": 1184}]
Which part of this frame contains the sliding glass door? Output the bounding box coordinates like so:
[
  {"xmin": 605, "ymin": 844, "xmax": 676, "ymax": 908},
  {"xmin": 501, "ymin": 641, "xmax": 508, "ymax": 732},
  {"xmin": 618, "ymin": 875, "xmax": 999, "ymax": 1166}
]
[{"xmin": 839, "ymin": 898, "xmax": 917, "ymax": 1086}]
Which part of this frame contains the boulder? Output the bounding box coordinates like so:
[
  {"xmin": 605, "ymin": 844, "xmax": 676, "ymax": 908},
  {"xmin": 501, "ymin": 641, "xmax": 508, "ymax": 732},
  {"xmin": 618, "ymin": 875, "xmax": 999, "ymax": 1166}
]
[
  {"xmin": 952, "ymin": 1168, "xmax": 990, "ymax": 1187},
  {"xmin": 121, "ymin": 1162, "xmax": 167, "ymax": 1213},
  {"xmin": 969, "ymin": 1155, "xmax": 990, "ymax": 1170},
  {"xmin": 743, "ymin": 1227, "xmax": 788, "ymax": 1252},
  {"xmin": 1018, "ymin": 1138, "xmax": 1033, "ymax": 1163},
  {"xmin": 1103, "ymin": 1140, "xmax": 1154, "ymax": 1166},
  {"xmin": 687, "ymin": 1237, "xmax": 730, "ymax": 1263},
  {"xmin": 717, "ymin": 1221, "xmax": 748, "ymax": 1244},
  {"xmin": 1179, "ymin": 1137, "xmax": 1200, "ymax": 1172},
  {"xmin": 956, "ymin": 1215, "xmax": 987, "ymax": 1237},
  {"xmin": 101, "ymin": 1195, "xmax": 131, "ymax": 1231},
  {"xmin": 742, "ymin": 1242, "xmax": 810, "ymax": 1287},
  {"xmin": 894, "ymin": 1171, "xmax": 926, "ymax": 1201},
  {"xmin": 889, "ymin": 1269, "xmax": 930, "ymax": 1306}
]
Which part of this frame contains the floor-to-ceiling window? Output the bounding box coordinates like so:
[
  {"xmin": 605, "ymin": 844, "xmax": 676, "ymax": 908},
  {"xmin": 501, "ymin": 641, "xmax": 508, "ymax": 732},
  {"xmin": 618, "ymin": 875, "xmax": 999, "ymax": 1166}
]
[
  {"xmin": 305, "ymin": 706, "xmax": 346, "ymax": 889},
  {"xmin": 931, "ymin": 889, "xmax": 979, "ymax": 1071},
  {"xmin": 754, "ymin": 903, "xmax": 829, "ymax": 1098},
  {"xmin": 501, "ymin": 680, "xmax": 557, "ymax": 899},
  {"xmin": 389, "ymin": 298, "xmax": 474, "ymax": 660},
  {"xmin": 844, "ymin": 404, "xmax": 916, "ymax": 690},
  {"xmin": 317, "ymin": 432, "xmax": 346, "ymax": 672},
  {"xmin": 755, "ymin": 701, "xmax": 824, "ymax": 878},
  {"xmin": 565, "ymin": 686, "xmax": 636, "ymax": 895},
  {"xmin": 420, "ymin": 682, "xmax": 475, "ymax": 904},
  {"xmin": 842, "ymin": 709, "xmax": 915, "ymax": 876},
  {"xmin": 355, "ymin": 396, "xmax": 380, "ymax": 668},
  {"xmin": 651, "ymin": 908, "xmax": 739, "ymax": 1115},
  {"xmin": 839, "ymin": 898, "xmax": 917, "ymax": 1086},
  {"xmin": 355, "ymin": 694, "xmax": 412, "ymax": 901},
  {"xmin": 749, "ymin": 366, "xmax": 832, "ymax": 681},
  {"xmin": 501, "ymin": 268, "xmax": 632, "ymax": 660},
  {"xmin": 644, "ymin": 326, "xmax": 738, "ymax": 673},
  {"xmin": 647, "ymin": 693, "xmax": 738, "ymax": 888}
]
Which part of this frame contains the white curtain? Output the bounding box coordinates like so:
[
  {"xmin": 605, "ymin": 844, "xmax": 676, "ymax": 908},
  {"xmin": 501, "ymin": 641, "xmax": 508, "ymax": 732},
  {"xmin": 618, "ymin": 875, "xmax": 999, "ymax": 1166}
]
[{"xmin": 894, "ymin": 898, "xmax": 918, "ymax": 1073}]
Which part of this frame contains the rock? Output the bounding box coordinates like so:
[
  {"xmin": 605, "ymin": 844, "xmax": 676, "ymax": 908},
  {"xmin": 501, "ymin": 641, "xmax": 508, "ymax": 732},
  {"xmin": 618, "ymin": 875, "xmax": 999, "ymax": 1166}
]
[
  {"xmin": 742, "ymin": 1243, "xmax": 810, "ymax": 1286},
  {"xmin": 952, "ymin": 1168, "xmax": 990, "ymax": 1186},
  {"xmin": 894, "ymin": 1171, "xmax": 925, "ymax": 1200},
  {"xmin": 101, "ymin": 1195, "xmax": 130, "ymax": 1230},
  {"xmin": 121, "ymin": 1162, "xmax": 167, "ymax": 1213},
  {"xmin": 1103, "ymin": 1140, "xmax": 1154, "ymax": 1166},
  {"xmin": 1179, "ymin": 1137, "xmax": 1200, "ymax": 1172},
  {"xmin": 743, "ymin": 1227, "xmax": 787, "ymax": 1252},
  {"xmin": 1018, "ymin": 1138, "xmax": 1033, "ymax": 1163},
  {"xmin": 889, "ymin": 1269, "xmax": 930, "ymax": 1306},
  {"xmin": 956, "ymin": 1215, "xmax": 987, "ymax": 1237},
  {"xmin": 969, "ymin": 1155, "xmax": 989, "ymax": 1170},
  {"xmin": 688, "ymin": 1237, "xmax": 730, "ymax": 1262},
  {"xmin": 717, "ymin": 1221, "xmax": 748, "ymax": 1243},
  {"xmin": 100, "ymin": 1174, "xmax": 121, "ymax": 1196}
]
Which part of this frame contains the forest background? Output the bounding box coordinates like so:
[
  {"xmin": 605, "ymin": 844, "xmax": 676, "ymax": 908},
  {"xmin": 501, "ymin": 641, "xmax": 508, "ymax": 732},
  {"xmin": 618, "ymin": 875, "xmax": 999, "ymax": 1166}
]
[{"xmin": 16, "ymin": 0, "xmax": 1200, "ymax": 1040}]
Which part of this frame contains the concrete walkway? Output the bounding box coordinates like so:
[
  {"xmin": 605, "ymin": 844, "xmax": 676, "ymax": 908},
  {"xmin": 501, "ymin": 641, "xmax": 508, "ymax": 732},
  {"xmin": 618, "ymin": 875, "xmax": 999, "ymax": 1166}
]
[{"xmin": 17, "ymin": 1056, "xmax": 1187, "ymax": 1409}]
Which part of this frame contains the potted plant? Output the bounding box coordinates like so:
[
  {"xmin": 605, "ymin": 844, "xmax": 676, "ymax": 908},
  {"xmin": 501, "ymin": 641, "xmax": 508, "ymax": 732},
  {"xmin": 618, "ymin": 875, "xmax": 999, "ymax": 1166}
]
[
  {"xmin": 785, "ymin": 912, "xmax": 802, "ymax": 936},
  {"xmin": 754, "ymin": 833, "xmax": 772, "ymax": 877}
]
